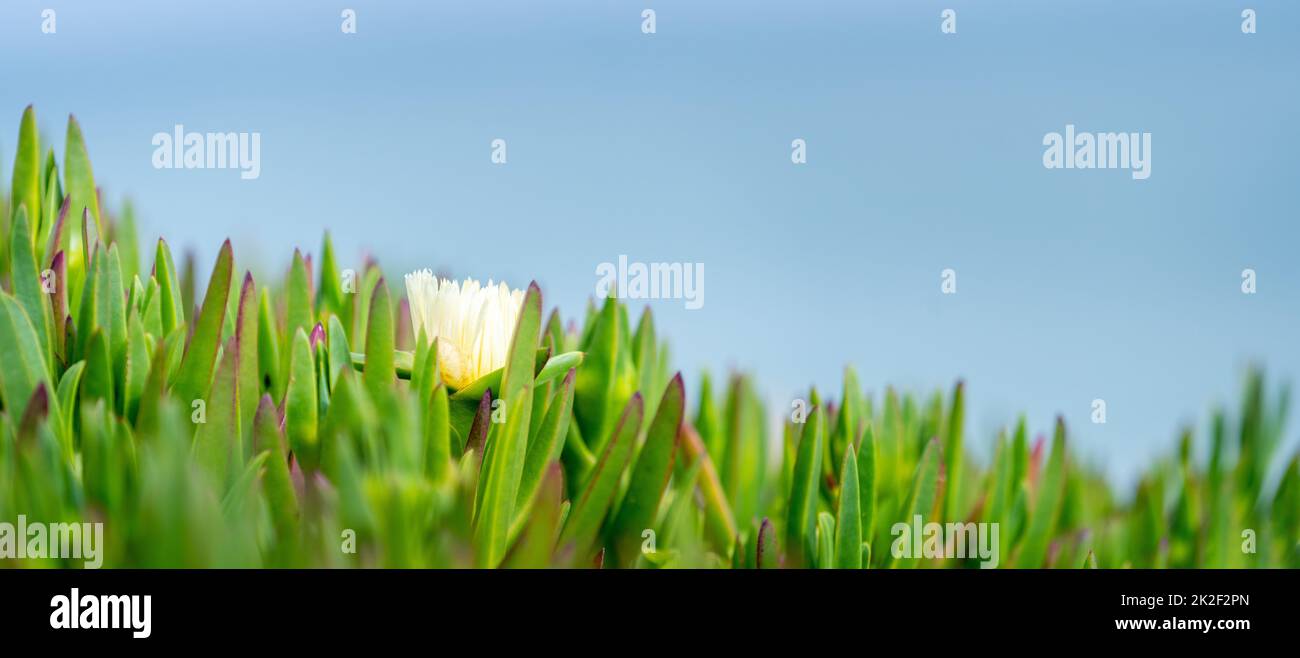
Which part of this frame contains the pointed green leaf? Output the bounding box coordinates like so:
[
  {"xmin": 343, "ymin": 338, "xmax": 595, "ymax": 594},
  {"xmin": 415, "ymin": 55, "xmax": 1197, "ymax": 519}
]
[
  {"xmin": 54, "ymin": 360, "xmax": 85, "ymax": 451},
  {"xmin": 835, "ymin": 443, "xmax": 862, "ymax": 568},
  {"xmin": 681, "ymin": 422, "xmax": 738, "ymax": 556},
  {"xmin": 116, "ymin": 200, "xmax": 141, "ymax": 283},
  {"xmin": 360, "ymin": 278, "xmax": 394, "ymax": 400},
  {"xmin": 573, "ymin": 295, "xmax": 620, "ymax": 450},
  {"xmin": 425, "ymin": 383, "xmax": 453, "ymax": 482},
  {"xmin": 0, "ymin": 293, "xmax": 54, "ymax": 422},
  {"xmin": 502, "ymin": 463, "xmax": 565, "ymax": 569},
  {"xmin": 11, "ymin": 106, "xmax": 42, "ymax": 231},
  {"xmin": 152, "ymin": 239, "xmax": 184, "ymax": 336},
  {"xmin": 193, "ymin": 338, "xmax": 241, "ymax": 488},
  {"xmin": 1016, "ymin": 418, "xmax": 1068, "ymax": 568},
  {"xmin": 235, "ymin": 273, "xmax": 258, "ymax": 454},
  {"xmin": 815, "ymin": 512, "xmax": 836, "ymax": 569},
  {"xmin": 81, "ymin": 328, "xmax": 114, "ymax": 409},
  {"xmin": 499, "ymin": 281, "xmax": 542, "ymax": 405},
  {"xmin": 858, "ymin": 424, "xmax": 877, "ymax": 549},
  {"xmin": 103, "ymin": 244, "xmax": 128, "ymax": 411},
  {"xmin": 942, "ymin": 380, "xmax": 965, "ymax": 521},
  {"xmin": 257, "ymin": 286, "xmax": 281, "ymax": 399},
  {"xmin": 609, "ymin": 373, "xmax": 684, "ymax": 567},
  {"xmin": 173, "ymin": 239, "xmax": 233, "ymax": 406},
  {"xmin": 515, "ymin": 368, "xmax": 576, "ymax": 514},
  {"xmin": 326, "ymin": 314, "xmax": 351, "ymax": 390},
  {"xmin": 285, "ymin": 328, "xmax": 319, "ymax": 471},
  {"xmin": 887, "ymin": 437, "xmax": 941, "ymax": 568},
  {"xmin": 286, "ymin": 248, "xmax": 312, "ymax": 341},
  {"xmin": 472, "ymin": 283, "xmax": 541, "ymax": 568},
  {"xmin": 64, "ymin": 115, "xmax": 101, "ymax": 233},
  {"xmin": 122, "ymin": 314, "xmax": 150, "ymax": 422},
  {"xmin": 559, "ymin": 393, "xmax": 644, "ymax": 561},
  {"xmin": 317, "ymin": 232, "xmax": 345, "ymax": 319},
  {"xmin": 134, "ymin": 329, "xmax": 182, "ymax": 438},
  {"xmin": 253, "ymin": 393, "xmax": 298, "ymax": 537},
  {"xmin": 9, "ymin": 209, "xmax": 53, "ymax": 375},
  {"xmin": 786, "ymin": 406, "xmax": 824, "ymax": 566}
]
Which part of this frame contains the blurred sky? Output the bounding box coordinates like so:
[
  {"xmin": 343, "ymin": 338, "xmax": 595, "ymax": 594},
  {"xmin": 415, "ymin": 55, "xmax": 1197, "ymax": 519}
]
[{"xmin": 2, "ymin": 0, "xmax": 1298, "ymax": 490}]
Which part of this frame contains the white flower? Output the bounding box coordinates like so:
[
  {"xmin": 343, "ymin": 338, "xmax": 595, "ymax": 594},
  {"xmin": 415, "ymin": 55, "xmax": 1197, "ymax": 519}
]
[{"xmin": 403, "ymin": 270, "xmax": 525, "ymax": 390}]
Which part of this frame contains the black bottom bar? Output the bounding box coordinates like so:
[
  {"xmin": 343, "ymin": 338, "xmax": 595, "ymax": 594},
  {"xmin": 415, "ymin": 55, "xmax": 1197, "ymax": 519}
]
[{"xmin": 1, "ymin": 568, "xmax": 1289, "ymax": 646}]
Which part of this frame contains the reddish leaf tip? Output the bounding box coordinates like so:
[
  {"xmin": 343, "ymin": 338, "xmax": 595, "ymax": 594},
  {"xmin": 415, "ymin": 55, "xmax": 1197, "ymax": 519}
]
[{"xmin": 309, "ymin": 323, "xmax": 326, "ymax": 349}]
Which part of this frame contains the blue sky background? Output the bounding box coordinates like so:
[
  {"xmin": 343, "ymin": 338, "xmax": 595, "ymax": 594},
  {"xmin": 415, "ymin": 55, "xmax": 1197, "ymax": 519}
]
[{"xmin": 2, "ymin": 0, "xmax": 1298, "ymax": 490}]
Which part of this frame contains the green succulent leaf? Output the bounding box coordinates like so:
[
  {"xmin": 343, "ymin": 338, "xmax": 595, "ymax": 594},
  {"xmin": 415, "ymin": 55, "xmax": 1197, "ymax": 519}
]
[
  {"xmin": 858, "ymin": 424, "xmax": 877, "ymax": 550},
  {"xmin": 9, "ymin": 209, "xmax": 53, "ymax": 375},
  {"xmin": 1016, "ymin": 418, "xmax": 1068, "ymax": 568},
  {"xmin": 152, "ymin": 239, "xmax": 184, "ymax": 337},
  {"xmin": 361, "ymin": 278, "xmax": 394, "ymax": 400},
  {"xmin": 10, "ymin": 106, "xmax": 41, "ymax": 230},
  {"xmin": 122, "ymin": 314, "xmax": 151, "ymax": 422},
  {"xmin": 235, "ymin": 273, "xmax": 259, "ymax": 453},
  {"xmin": 786, "ymin": 406, "xmax": 824, "ymax": 566},
  {"xmin": 193, "ymin": 338, "xmax": 241, "ymax": 489},
  {"xmin": 253, "ymin": 393, "xmax": 298, "ymax": 538},
  {"xmin": 573, "ymin": 296, "xmax": 621, "ymax": 452},
  {"xmin": 82, "ymin": 328, "xmax": 114, "ymax": 410},
  {"xmin": 559, "ymin": 393, "xmax": 644, "ymax": 562},
  {"xmin": 173, "ymin": 240, "xmax": 233, "ymax": 407},
  {"xmin": 609, "ymin": 373, "xmax": 684, "ymax": 567},
  {"xmin": 472, "ymin": 282, "xmax": 541, "ymax": 568},
  {"xmin": 0, "ymin": 293, "xmax": 54, "ymax": 423},
  {"xmin": 64, "ymin": 115, "xmax": 101, "ymax": 234},
  {"xmin": 425, "ymin": 383, "xmax": 453, "ymax": 483},
  {"xmin": 836, "ymin": 443, "xmax": 863, "ymax": 568},
  {"xmin": 515, "ymin": 368, "xmax": 576, "ymax": 519},
  {"xmin": 888, "ymin": 437, "xmax": 941, "ymax": 569},
  {"xmin": 285, "ymin": 328, "xmax": 319, "ymax": 471}
]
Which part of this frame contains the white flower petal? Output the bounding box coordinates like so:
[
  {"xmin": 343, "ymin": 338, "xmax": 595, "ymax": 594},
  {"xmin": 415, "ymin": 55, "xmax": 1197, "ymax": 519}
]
[{"xmin": 404, "ymin": 272, "xmax": 526, "ymax": 389}]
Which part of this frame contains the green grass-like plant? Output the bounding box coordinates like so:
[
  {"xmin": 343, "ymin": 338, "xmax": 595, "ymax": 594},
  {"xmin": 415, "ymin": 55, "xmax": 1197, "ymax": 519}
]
[{"xmin": 1, "ymin": 107, "xmax": 1297, "ymax": 568}]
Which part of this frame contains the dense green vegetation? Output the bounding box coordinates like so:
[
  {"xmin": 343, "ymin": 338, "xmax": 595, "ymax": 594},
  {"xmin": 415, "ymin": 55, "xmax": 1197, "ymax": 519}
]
[{"xmin": 1, "ymin": 107, "xmax": 1296, "ymax": 568}]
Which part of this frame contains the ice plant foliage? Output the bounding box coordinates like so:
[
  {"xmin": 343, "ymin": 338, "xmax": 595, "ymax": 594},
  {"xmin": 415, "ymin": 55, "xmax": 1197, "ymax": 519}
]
[
  {"xmin": 1, "ymin": 107, "xmax": 1298, "ymax": 568},
  {"xmin": 404, "ymin": 271, "xmax": 524, "ymax": 390}
]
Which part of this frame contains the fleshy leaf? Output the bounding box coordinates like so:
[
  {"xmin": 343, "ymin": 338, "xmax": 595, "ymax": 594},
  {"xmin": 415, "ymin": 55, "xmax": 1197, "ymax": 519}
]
[
  {"xmin": 285, "ymin": 328, "xmax": 319, "ymax": 471},
  {"xmin": 558, "ymin": 393, "xmax": 644, "ymax": 562},
  {"xmin": 835, "ymin": 443, "xmax": 862, "ymax": 568},
  {"xmin": 609, "ymin": 373, "xmax": 684, "ymax": 567},
  {"xmin": 173, "ymin": 240, "xmax": 233, "ymax": 406},
  {"xmin": 361, "ymin": 278, "xmax": 394, "ymax": 400},
  {"xmin": 515, "ymin": 368, "xmax": 576, "ymax": 517},
  {"xmin": 786, "ymin": 406, "xmax": 824, "ymax": 566},
  {"xmin": 0, "ymin": 293, "xmax": 54, "ymax": 422},
  {"xmin": 193, "ymin": 337, "xmax": 241, "ymax": 489},
  {"xmin": 472, "ymin": 282, "xmax": 541, "ymax": 568},
  {"xmin": 9, "ymin": 209, "xmax": 53, "ymax": 375},
  {"xmin": 11, "ymin": 106, "xmax": 42, "ymax": 236}
]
